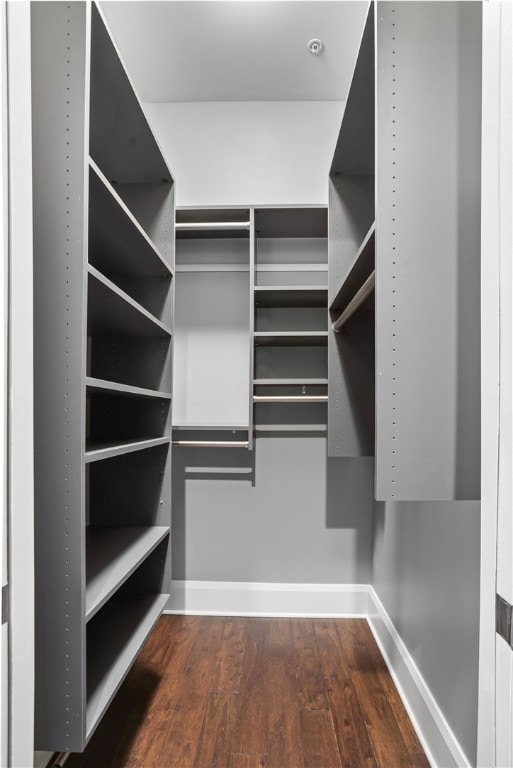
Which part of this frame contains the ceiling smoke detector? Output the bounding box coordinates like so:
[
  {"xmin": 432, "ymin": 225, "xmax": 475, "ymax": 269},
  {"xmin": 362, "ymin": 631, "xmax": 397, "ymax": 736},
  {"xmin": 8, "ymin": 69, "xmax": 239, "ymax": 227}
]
[{"xmin": 307, "ymin": 38, "xmax": 324, "ymax": 56}]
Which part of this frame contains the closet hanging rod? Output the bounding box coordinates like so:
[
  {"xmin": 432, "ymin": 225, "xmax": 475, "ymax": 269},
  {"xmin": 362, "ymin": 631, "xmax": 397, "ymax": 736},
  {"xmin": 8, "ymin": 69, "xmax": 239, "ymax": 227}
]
[
  {"xmin": 172, "ymin": 440, "xmax": 249, "ymax": 448},
  {"xmin": 253, "ymin": 395, "xmax": 328, "ymax": 403},
  {"xmin": 332, "ymin": 270, "xmax": 375, "ymax": 332},
  {"xmin": 175, "ymin": 221, "xmax": 251, "ymax": 231}
]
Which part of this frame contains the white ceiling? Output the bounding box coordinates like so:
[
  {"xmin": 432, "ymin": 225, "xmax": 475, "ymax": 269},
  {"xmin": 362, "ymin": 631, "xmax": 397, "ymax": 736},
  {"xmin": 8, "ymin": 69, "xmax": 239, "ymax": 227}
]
[{"xmin": 101, "ymin": 1, "xmax": 369, "ymax": 102}]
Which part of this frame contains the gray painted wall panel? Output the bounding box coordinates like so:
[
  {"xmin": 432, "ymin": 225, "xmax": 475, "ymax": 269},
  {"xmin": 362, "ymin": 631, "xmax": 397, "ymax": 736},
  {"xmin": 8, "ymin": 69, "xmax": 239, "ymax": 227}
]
[
  {"xmin": 372, "ymin": 500, "xmax": 480, "ymax": 765},
  {"xmin": 172, "ymin": 439, "xmax": 374, "ymax": 584}
]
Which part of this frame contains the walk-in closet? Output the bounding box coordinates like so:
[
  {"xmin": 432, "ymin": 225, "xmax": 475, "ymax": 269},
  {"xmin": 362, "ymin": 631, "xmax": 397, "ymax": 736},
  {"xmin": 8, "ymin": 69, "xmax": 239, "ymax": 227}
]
[{"xmin": 2, "ymin": 1, "xmax": 511, "ymax": 767}]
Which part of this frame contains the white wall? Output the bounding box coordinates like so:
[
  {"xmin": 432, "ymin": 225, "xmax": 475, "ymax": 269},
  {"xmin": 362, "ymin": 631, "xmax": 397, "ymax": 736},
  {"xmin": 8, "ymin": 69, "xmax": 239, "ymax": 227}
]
[{"xmin": 143, "ymin": 100, "xmax": 344, "ymax": 208}]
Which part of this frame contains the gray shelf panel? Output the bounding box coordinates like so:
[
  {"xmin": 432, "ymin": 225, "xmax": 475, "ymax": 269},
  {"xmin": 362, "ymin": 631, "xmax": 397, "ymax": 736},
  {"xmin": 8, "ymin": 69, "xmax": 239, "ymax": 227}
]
[
  {"xmin": 253, "ymin": 378, "xmax": 328, "ymax": 386},
  {"xmin": 86, "ymin": 526, "xmax": 170, "ymax": 621},
  {"xmin": 254, "ymin": 332, "xmax": 328, "ymax": 347},
  {"xmin": 85, "ymin": 437, "xmax": 171, "ymax": 464},
  {"xmin": 89, "ymin": 160, "xmax": 172, "ymax": 279},
  {"xmin": 254, "ymin": 287, "xmax": 327, "ymax": 308},
  {"xmin": 88, "ymin": 266, "xmax": 172, "ymax": 338},
  {"xmin": 90, "ymin": 4, "xmax": 172, "ymax": 184},
  {"xmin": 86, "ymin": 592, "xmax": 169, "ymax": 741},
  {"xmin": 330, "ymin": 223, "xmax": 375, "ymax": 312},
  {"xmin": 86, "ymin": 377, "xmax": 172, "ymax": 400},
  {"xmin": 330, "ymin": 5, "xmax": 374, "ymax": 177},
  {"xmin": 85, "ymin": 526, "xmax": 170, "ymax": 621},
  {"xmin": 255, "ymin": 208, "xmax": 327, "ymax": 238}
]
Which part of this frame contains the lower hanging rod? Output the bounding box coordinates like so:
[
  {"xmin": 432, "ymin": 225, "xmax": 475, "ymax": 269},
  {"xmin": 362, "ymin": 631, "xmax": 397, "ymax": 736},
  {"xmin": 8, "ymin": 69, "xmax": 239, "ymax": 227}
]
[
  {"xmin": 253, "ymin": 395, "xmax": 328, "ymax": 403},
  {"xmin": 176, "ymin": 221, "xmax": 250, "ymax": 231},
  {"xmin": 172, "ymin": 440, "xmax": 249, "ymax": 448},
  {"xmin": 332, "ymin": 270, "xmax": 375, "ymax": 332}
]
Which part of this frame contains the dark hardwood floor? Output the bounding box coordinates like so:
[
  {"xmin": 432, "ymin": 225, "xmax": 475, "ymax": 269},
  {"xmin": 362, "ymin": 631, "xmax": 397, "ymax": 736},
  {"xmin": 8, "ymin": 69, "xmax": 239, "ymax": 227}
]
[{"xmin": 68, "ymin": 617, "xmax": 429, "ymax": 768}]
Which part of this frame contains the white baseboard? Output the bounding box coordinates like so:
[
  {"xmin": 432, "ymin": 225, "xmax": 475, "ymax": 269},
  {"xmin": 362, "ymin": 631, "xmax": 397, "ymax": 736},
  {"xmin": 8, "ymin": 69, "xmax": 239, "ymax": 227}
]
[
  {"xmin": 164, "ymin": 580, "xmax": 370, "ymax": 617},
  {"xmin": 367, "ymin": 587, "xmax": 470, "ymax": 768}
]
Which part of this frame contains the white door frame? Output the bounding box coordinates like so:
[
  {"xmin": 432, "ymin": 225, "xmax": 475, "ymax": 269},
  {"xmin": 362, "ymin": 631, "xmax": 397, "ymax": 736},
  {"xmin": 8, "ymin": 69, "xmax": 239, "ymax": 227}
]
[
  {"xmin": 494, "ymin": 2, "xmax": 513, "ymax": 765},
  {"xmin": 2, "ymin": 3, "xmax": 35, "ymax": 767},
  {"xmin": 479, "ymin": 2, "xmax": 513, "ymax": 767}
]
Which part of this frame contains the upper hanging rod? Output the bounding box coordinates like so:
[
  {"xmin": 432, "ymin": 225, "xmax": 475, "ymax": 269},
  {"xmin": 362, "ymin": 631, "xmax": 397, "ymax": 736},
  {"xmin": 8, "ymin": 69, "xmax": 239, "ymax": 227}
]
[
  {"xmin": 332, "ymin": 271, "xmax": 375, "ymax": 332},
  {"xmin": 253, "ymin": 395, "xmax": 328, "ymax": 403},
  {"xmin": 175, "ymin": 221, "xmax": 251, "ymax": 231},
  {"xmin": 172, "ymin": 440, "xmax": 249, "ymax": 448}
]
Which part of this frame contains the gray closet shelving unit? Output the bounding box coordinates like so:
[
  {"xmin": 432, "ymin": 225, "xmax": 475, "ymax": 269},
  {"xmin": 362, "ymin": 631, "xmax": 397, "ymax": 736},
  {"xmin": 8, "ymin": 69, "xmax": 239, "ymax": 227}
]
[
  {"xmin": 32, "ymin": 1, "xmax": 175, "ymax": 753},
  {"xmin": 174, "ymin": 207, "xmax": 253, "ymax": 449},
  {"xmin": 327, "ymin": 0, "xmax": 482, "ymax": 501},
  {"xmin": 328, "ymin": 4, "xmax": 375, "ymax": 460},
  {"xmin": 253, "ymin": 208, "xmax": 328, "ymax": 435}
]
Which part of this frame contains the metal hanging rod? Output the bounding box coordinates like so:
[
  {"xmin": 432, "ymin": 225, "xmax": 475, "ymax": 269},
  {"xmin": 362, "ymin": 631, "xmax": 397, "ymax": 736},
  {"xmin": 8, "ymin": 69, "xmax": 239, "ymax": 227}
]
[
  {"xmin": 172, "ymin": 440, "xmax": 249, "ymax": 448},
  {"xmin": 175, "ymin": 221, "xmax": 251, "ymax": 231},
  {"xmin": 332, "ymin": 270, "xmax": 375, "ymax": 332},
  {"xmin": 253, "ymin": 395, "xmax": 328, "ymax": 403}
]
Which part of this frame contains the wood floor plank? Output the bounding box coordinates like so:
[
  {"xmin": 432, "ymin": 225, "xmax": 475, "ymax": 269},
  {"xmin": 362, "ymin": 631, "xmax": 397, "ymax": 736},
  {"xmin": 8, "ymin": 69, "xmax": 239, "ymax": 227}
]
[
  {"xmin": 313, "ymin": 619, "xmax": 352, "ymax": 683},
  {"xmin": 231, "ymin": 619, "xmax": 269, "ymax": 755},
  {"xmin": 211, "ymin": 618, "xmax": 247, "ymax": 693},
  {"xmin": 299, "ymin": 710, "xmax": 343, "ymax": 768},
  {"xmin": 125, "ymin": 616, "xmax": 203, "ymax": 767},
  {"xmin": 149, "ymin": 617, "xmax": 225, "ymax": 768},
  {"xmin": 349, "ymin": 640, "xmax": 416, "ymax": 768},
  {"xmin": 193, "ymin": 692, "xmax": 238, "ymax": 768},
  {"xmin": 291, "ymin": 619, "xmax": 329, "ymax": 710},
  {"xmin": 230, "ymin": 755, "xmax": 269, "ymax": 768},
  {"xmin": 324, "ymin": 675, "xmax": 378, "ymax": 768},
  {"xmin": 268, "ymin": 619, "xmax": 304, "ymax": 768},
  {"xmin": 356, "ymin": 622, "xmax": 427, "ymax": 765}
]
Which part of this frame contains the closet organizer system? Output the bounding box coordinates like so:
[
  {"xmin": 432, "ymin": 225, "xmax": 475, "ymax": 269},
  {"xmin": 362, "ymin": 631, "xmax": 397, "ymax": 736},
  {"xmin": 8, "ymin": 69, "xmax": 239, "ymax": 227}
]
[
  {"xmin": 31, "ymin": 0, "xmax": 482, "ymax": 755},
  {"xmin": 32, "ymin": 2, "xmax": 175, "ymax": 753},
  {"xmin": 173, "ymin": 207, "xmax": 329, "ymax": 450}
]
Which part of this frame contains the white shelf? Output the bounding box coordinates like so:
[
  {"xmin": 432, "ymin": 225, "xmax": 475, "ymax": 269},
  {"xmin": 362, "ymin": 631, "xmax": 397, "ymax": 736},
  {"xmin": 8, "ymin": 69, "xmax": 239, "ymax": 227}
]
[
  {"xmin": 86, "ymin": 377, "xmax": 172, "ymax": 400},
  {"xmin": 86, "ymin": 526, "xmax": 170, "ymax": 621},
  {"xmin": 86, "ymin": 592, "xmax": 169, "ymax": 741},
  {"xmin": 85, "ymin": 437, "xmax": 170, "ymax": 464}
]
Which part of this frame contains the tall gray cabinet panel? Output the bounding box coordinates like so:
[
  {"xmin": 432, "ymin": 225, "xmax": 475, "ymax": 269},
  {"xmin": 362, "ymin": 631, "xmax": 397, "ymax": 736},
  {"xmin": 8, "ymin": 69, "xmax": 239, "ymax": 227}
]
[
  {"xmin": 32, "ymin": 1, "xmax": 175, "ymax": 752},
  {"xmin": 328, "ymin": 6, "xmax": 375, "ymax": 457},
  {"xmin": 375, "ymin": 2, "xmax": 481, "ymax": 501}
]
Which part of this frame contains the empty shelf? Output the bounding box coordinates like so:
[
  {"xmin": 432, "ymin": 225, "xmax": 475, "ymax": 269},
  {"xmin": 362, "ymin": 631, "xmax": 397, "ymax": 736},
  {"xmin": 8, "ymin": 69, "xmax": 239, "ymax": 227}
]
[
  {"xmin": 86, "ymin": 526, "xmax": 170, "ymax": 621},
  {"xmin": 85, "ymin": 437, "xmax": 170, "ymax": 463},
  {"xmin": 254, "ymin": 286, "xmax": 327, "ymax": 308},
  {"xmin": 253, "ymin": 378, "xmax": 328, "ymax": 386},
  {"xmin": 88, "ymin": 266, "xmax": 172, "ymax": 338},
  {"xmin": 330, "ymin": 223, "xmax": 375, "ymax": 312},
  {"xmin": 86, "ymin": 377, "xmax": 172, "ymax": 400},
  {"xmin": 89, "ymin": 159, "xmax": 172, "ymax": 278},
  {"xmin": 86, "ymin": 592, "xmax": 168, "ymax": 740},
  {"xmin": 254, "ymin": 332, "xmax": 328, "ymax": 347}
]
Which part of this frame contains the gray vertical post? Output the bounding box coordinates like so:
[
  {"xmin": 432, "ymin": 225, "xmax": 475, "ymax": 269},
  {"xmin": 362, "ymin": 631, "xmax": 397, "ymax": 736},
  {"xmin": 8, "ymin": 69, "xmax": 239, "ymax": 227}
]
[
  {"xmin": 32, "ymin": 1, "xmax": 89, "ymax": 751},
  {"xmin": 375, "ymin": 1, "xmax": 482, "ymax": 501}
]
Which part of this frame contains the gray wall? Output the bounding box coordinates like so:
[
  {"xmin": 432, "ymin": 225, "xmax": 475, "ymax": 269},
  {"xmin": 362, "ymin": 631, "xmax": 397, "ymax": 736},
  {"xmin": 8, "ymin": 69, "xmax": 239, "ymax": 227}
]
[
  {"xmin": 372, "ymin": 499, "xmax": 481, "ymax": 765},
  {"xmin": 172, "ymin": 440, "xmax": 374, "ymax": 584}
]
